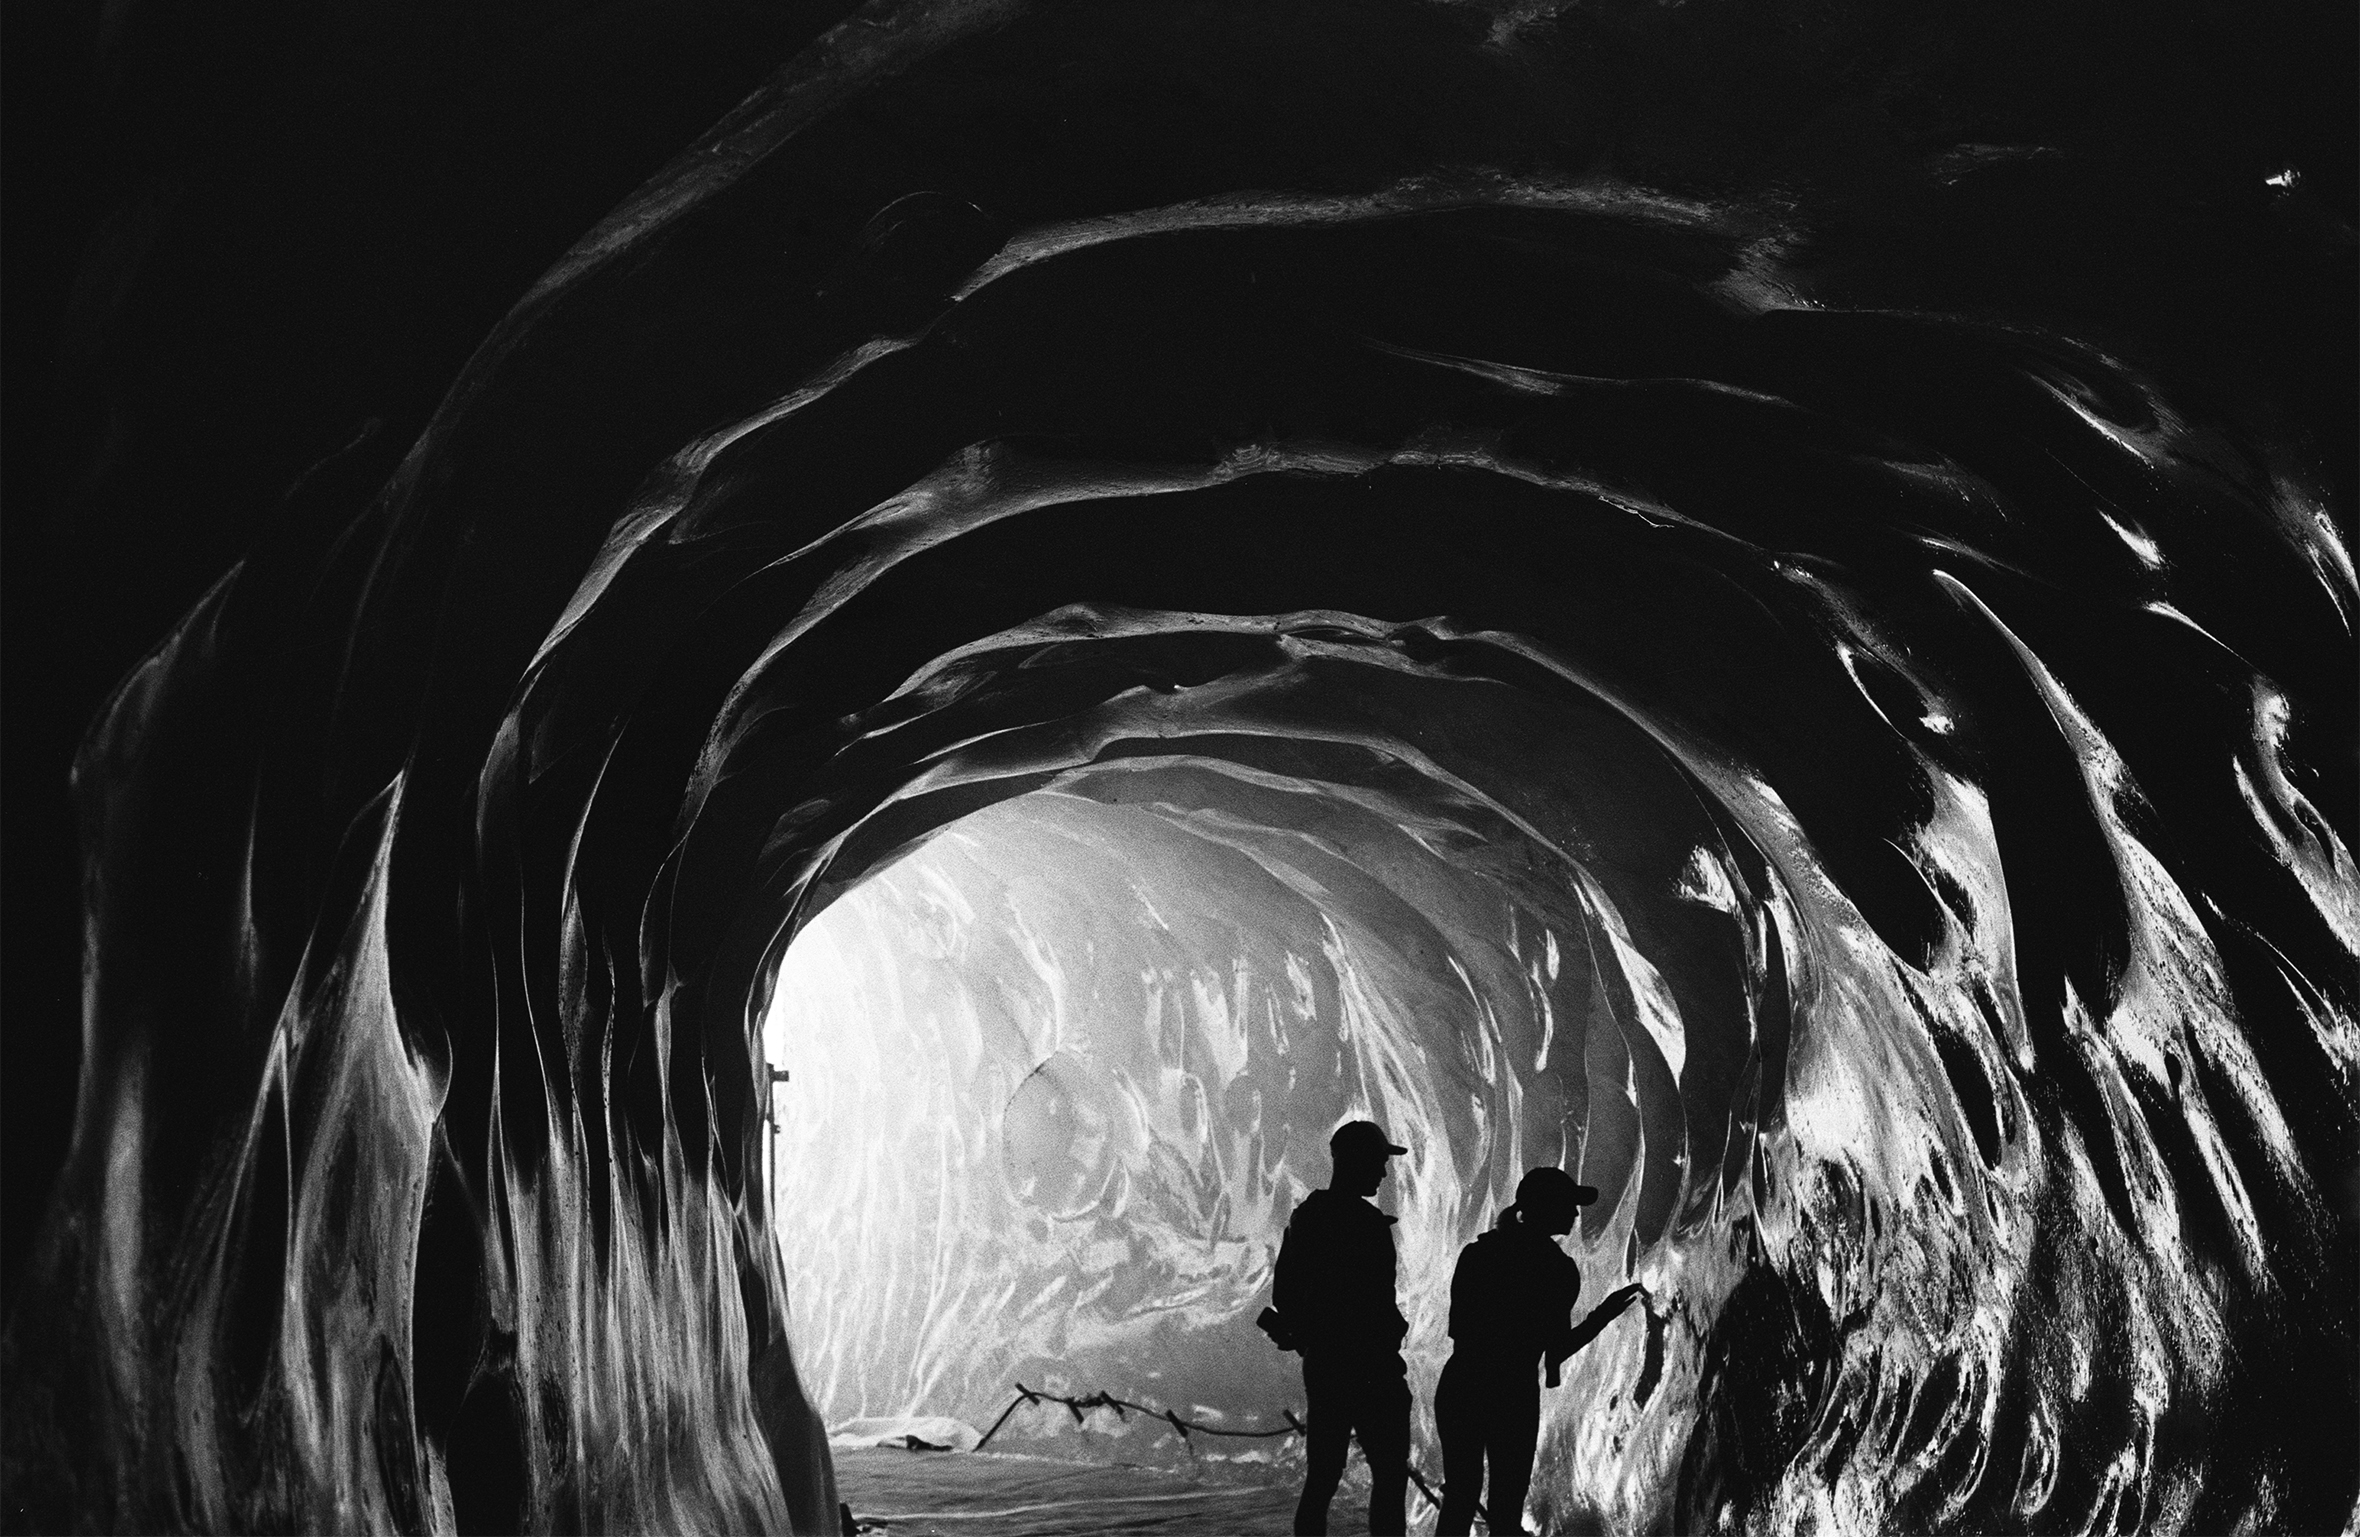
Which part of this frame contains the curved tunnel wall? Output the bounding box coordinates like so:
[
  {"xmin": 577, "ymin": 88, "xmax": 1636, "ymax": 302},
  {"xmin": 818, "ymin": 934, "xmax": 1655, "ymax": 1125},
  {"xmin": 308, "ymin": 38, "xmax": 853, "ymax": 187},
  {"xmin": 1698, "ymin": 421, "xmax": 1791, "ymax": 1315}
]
[
  {"xmin": 7, "ymin": 0, "xmax": 2354, "ymax": 1532},
  {"xmin": 762, "ymin": 671, "xmax": 1747, "ymax": 1469},
  {"xmin": 767, "ymin": 783, "xmax": 1595, "ymax": 1456}
]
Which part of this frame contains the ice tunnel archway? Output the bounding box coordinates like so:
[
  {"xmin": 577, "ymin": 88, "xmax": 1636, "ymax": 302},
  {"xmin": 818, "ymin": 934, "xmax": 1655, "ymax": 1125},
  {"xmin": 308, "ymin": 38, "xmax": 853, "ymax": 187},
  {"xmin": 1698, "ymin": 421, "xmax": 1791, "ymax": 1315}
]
[
  {"xmin": 10, "ymin": 0, "xmax": 2354, "ymax": 1532},
  {"xmin": 747, "ymin": 625, "xmax": 1792, "ymax": 1471}
]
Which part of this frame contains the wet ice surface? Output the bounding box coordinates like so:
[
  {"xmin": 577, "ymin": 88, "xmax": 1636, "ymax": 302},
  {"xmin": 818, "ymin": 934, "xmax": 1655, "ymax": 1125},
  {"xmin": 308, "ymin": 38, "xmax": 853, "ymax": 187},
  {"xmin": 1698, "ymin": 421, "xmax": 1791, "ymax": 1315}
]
[
  {"xmin": 769, "ymin": 781, "xmax": 1665, "ymax": 1467},
  {"xmin": 833, "ymin": 1447, "xmax": 1308, "ymax": 1535}
]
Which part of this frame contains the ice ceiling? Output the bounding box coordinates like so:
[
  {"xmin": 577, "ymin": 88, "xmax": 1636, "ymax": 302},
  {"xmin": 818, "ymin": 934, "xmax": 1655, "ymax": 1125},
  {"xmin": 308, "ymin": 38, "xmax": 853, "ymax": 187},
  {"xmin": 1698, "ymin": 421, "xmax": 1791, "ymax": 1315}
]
[{"xmin": 7, "ymin": 0, "xmax": 2353, "ymax": 1532}]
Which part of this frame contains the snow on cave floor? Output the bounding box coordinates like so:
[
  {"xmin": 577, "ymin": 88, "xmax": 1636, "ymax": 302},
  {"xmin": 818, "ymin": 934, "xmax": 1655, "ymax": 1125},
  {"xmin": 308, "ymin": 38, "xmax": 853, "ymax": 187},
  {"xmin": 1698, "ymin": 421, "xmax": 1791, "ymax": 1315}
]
[{"xmin": 833, "ymin": 1446, "xmax": 1456, "ymax": 1536}]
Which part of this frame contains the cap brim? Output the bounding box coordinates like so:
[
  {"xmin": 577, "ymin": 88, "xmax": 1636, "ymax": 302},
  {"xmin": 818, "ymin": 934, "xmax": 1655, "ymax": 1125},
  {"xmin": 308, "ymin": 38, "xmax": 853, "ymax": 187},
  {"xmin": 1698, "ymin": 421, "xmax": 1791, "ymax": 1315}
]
[
  {"xmin": 1569, "ymin": 1184, "xmax": 1602, "ymax": 1204},
  {"xmin": 1382, "ymin": 1142, "xmax": 1407, "ymax": 1154}
]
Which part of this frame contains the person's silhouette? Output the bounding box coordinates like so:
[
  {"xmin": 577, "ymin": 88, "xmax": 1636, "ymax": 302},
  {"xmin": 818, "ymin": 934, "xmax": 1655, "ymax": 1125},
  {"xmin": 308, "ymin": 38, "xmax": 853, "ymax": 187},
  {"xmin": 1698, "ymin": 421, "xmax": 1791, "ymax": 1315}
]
[
  {"xmin": 1268, "ymin": 1120, "xmax": 1413, "ymax": 1536},
  {"xmin": 1432, "ymin": 1168, "xmax": 1644, "ymax": 1536}
]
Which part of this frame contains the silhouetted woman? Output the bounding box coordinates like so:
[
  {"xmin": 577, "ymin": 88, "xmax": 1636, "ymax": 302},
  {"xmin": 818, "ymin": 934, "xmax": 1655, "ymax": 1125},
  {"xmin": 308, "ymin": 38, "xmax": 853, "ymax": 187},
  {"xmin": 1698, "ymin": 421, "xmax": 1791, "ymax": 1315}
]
[{"xmin": 1433, "ymin": 1167, "xmax": 1643, "ymax": 1536}]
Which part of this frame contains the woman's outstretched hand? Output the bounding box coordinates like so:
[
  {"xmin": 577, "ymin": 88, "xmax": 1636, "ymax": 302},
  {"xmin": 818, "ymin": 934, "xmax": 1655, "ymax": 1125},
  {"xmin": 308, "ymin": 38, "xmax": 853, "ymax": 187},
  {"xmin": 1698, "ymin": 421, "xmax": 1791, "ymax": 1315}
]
[{"xmin": 1546, "ymin": 1284, "xmax": 1653, "ymax": 1384}]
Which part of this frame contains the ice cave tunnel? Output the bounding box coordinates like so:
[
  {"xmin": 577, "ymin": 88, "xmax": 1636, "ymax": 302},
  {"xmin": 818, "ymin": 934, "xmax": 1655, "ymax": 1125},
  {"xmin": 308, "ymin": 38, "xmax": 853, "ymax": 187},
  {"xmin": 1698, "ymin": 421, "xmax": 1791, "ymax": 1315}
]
[
  {"xmin": 6, "ymin": 0, "xmax": 2354, "ymax": 1533},
  {"xmin": 759, "ymin": 661, "xmax": 1756, "ymax": 1482}
]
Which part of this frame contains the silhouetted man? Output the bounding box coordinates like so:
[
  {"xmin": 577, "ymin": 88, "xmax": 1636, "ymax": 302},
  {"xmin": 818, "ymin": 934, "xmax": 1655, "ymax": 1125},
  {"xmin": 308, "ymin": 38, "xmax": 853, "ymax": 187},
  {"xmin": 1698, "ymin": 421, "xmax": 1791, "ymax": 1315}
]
[{"xmin": 1271, "ymin": 1119, "xmax": 1412, "ymax": 1536}]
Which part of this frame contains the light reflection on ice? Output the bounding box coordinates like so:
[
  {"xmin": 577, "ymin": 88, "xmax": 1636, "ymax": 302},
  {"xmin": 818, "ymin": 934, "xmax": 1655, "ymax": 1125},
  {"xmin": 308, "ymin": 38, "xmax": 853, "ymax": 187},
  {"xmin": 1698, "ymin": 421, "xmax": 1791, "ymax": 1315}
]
[
  {"xmin": 757, "ymin": 594, "xmax": 2356, "ymax": 1531},
  {"xmin": 763, "ymin": 784, "xmax": 1668, "ymax": 1472}
]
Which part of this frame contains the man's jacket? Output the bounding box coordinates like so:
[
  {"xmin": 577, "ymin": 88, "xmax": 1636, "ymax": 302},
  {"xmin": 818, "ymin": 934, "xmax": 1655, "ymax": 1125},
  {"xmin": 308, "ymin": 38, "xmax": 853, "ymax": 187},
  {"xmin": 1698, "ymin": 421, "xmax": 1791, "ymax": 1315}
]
[{"xmin": 1271, "ymin": 1188, "xmax": 1409, "ymax": 1361}]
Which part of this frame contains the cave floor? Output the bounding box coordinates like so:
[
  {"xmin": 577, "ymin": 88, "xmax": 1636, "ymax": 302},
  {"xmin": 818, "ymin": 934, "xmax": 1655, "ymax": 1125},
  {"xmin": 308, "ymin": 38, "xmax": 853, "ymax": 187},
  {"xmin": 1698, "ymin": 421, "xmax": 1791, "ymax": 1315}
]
[{"xmin": 832, "ymin": 1445, "xmax": 1317, "ymax": 1535}]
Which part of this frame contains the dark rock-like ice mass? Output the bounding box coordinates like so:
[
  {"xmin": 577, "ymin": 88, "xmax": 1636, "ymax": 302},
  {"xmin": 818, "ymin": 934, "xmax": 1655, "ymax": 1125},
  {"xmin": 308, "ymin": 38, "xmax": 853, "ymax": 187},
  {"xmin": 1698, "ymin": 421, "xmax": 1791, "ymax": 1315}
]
[{"xmin": 6, "ymin": 0, "xmax": 2353, "ymax": 1532}]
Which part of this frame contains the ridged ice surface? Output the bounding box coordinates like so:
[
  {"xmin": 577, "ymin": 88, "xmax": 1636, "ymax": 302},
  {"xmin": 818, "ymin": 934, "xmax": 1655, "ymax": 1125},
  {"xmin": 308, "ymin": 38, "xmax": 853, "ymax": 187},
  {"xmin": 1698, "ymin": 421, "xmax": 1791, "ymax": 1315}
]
[
  {"xmin": 756, "ymin": 579, "xmax": 2357, "ymax": 1534},
  {"xmin": 13, "ymin": 1, "xmax": 2351, "ymax": 1532},
  {"xmin": 769, "ymin": 786, "xmax": 1606, "ymax": 1452}
]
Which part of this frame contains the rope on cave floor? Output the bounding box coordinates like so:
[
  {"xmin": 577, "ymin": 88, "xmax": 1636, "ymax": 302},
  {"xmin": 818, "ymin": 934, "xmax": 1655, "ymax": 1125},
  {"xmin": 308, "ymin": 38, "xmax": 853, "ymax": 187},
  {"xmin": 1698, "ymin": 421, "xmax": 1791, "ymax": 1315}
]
[{"xmin": 970, "ymin": 1382, "xmax": 1448, "ymax": 1513}]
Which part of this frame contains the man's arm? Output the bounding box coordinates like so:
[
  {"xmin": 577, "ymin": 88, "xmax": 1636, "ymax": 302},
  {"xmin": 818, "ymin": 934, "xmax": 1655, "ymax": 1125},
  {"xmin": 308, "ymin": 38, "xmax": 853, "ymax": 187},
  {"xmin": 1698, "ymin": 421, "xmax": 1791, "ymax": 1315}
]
[
  {"xmin": 1270, "ymin": 1209, "xmax": 1322, "ymax": 1351},
  {"xmin": 1380, "ymin": 1223, "xmax": 1408, "ymax": 1344},
  {"xmin": 1272, "ymin": 1219, "xmax": 1302, "ymax": 1320}
]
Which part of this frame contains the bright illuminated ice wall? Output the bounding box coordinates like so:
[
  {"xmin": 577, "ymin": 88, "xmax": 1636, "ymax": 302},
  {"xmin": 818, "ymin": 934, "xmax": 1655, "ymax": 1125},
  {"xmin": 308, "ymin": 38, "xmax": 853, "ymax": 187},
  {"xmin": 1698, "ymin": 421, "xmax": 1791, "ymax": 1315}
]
[{"xmin": 762, "ymin": 769, "xmax": 1667, "ymax": 1462}]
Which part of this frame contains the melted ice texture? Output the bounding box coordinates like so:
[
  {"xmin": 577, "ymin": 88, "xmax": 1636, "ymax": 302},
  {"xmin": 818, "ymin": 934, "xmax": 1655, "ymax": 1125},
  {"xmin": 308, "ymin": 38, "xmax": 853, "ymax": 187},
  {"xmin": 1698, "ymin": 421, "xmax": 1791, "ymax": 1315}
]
[
  {"xmin": 764, "ymin": 613, "xmax": 2359, "ymax": 1533},
  {"xmin": 768, "ymin": 787, "xmax": 1605, "ymax": 1463}
]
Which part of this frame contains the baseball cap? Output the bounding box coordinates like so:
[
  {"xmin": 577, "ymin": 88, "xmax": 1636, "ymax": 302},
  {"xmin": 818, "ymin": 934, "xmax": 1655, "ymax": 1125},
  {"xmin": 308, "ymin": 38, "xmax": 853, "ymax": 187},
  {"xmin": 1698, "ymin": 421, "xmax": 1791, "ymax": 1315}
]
[
  {"xmin": 1516, "ymin": 1165, "xmax": 1601, "ymax": 1213},
  {"xmin": 1330, "ymin": 1120, "xmax": 1408, "ymax": 1159}
]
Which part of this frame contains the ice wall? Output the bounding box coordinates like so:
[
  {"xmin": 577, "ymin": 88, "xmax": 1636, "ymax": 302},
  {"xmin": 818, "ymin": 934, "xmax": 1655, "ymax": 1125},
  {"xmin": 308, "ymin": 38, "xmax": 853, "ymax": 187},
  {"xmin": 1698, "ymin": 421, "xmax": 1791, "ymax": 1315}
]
[
  {"xmin": 766, "ymin": 786, "xmax": 1592, "ymax": 1457},
  {"xmin": 8, "ymin": 0, "xmax": 2352, "ymax": 1532}
]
